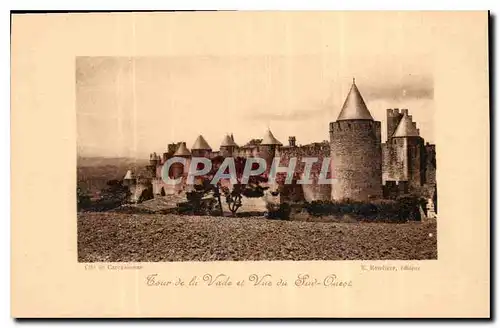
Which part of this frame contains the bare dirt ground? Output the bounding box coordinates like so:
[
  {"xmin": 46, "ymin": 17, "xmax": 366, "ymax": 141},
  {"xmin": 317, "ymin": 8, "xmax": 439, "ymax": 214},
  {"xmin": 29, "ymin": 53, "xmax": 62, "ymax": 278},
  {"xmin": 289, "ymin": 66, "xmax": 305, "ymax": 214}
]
[{"xmin": 78, "ymin": 212, "xmax": 437, "ymax": 262}]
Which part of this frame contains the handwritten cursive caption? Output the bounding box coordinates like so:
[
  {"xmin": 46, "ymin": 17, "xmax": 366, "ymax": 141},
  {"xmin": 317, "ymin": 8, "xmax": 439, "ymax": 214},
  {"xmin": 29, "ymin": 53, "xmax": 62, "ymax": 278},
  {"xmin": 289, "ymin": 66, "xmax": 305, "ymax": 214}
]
[{"xmin": 145, "ymin": 273, "xmax": 353, "ymax": 288}]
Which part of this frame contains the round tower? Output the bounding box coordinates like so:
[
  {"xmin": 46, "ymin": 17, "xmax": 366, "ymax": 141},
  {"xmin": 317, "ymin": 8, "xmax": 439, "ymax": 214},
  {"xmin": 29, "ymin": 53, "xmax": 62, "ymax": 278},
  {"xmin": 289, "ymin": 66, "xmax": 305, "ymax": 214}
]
[
  {"xmin": 191, "ymin": 135, "xmax": 212, "ymax": 158},
  {"xmin": 149, "ymin": 152, "xmax": 160, "ymax": 166},
  {"xmin": 391, "ymin": 113, "xmax": 425, "ymax": 191},
  {"xmin": 259, "ymin": 129, "xmax": 282, "ymax": 173},
  {"xmin": 148, "ymin": 152, "xmax": 160, "ymax": 176},
  {"xmin": 171, "ymin": 142, "xmax": 191, "ymax": 179},
  {"xmin": 329, "ymin": 79, "xmax": 382, "ymax": 201},
  {"xmin": 220, "ymin": 133, "xmax": 238, "ymax": 157}
]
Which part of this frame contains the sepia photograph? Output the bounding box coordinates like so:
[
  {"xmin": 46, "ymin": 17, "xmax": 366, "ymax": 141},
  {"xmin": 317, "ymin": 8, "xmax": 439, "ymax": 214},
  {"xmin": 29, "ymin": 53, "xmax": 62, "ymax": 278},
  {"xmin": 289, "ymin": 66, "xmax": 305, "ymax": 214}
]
[
  {"xmin": 11, "ymin": 10, "xmax": 490, "ymax": 318},
  {"xmin": 77, "ymin": 54, "xmax": 437, "ymax": 262}
]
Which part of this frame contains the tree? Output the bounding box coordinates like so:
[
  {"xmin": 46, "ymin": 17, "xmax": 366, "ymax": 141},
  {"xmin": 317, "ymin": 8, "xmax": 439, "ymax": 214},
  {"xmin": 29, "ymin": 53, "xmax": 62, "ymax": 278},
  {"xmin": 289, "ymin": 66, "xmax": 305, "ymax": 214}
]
[
  {"xmin": 178, "ymin": 156, "xmax": 271, "ymax": 217},
  {"xmin": 94, "ymin": 179, "xmax": 131, "ymax": 211},
  {"xmin": 77, "ymin": 186, "xmax": 91, "ymax": 211}
]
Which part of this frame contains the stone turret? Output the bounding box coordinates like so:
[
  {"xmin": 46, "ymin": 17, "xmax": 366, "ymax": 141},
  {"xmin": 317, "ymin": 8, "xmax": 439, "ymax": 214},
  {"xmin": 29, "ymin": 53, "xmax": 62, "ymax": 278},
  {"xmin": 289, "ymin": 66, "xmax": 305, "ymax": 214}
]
[
  {"xmin": 148, "ymin": 153, "xmax": 161, "ymax": 176},
  {"xmin": 393, "ymin": 113, "xmax": 420, "ymax": 137},
  {"xmin": 123, "ymin": 169, "xmax": 135, "ymax": 187},
  {"xmin": 259, "ymin": 129, "xmax": 282, "ymax": 172},
  {"xmin": 174, "ymin": 142, "xmax": 191, "ymax": 157},
  {"xmin": 191, "ymin": 135, "xmax": 212, "ymax": 157},
  {"xmin": 329, "ymin": 79, "xmax": 382, "ymax": 201},
  {"xmin": 386, "ymin": 108, "xmax": 404, "ymax": 139},
  {"xmin": 149, "ymin": 152, "xmax": 160, "ymax": 166},
  {"xmin": 389, "ymin": 113, "xmax": 426, "ymax": 190},
  {"xmin": 220, "ymin": 134, "xmax": 238, "ymax": 157},
  {"xmin": 171, "ymin": 142, "xmax": 191, "ymax": 179}
]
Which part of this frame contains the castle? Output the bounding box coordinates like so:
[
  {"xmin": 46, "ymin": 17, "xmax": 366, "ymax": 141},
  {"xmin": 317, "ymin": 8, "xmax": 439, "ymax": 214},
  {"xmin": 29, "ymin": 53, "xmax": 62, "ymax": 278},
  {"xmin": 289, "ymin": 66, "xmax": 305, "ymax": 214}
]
[{"xmin": 125, "ymin": 79, "xmax": 437, "ymax": 215}]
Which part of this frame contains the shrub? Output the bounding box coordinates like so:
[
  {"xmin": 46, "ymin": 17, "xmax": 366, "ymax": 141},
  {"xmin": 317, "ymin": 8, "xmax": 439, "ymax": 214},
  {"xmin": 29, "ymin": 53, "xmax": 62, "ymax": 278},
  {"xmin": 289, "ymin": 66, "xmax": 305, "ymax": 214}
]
[
  {"xmin": 266, "ymin": 203, "xmax": 292, "ymax": 220},
  {"xmin": 395, "ymin": 194, "xmax": 426, "ymax": 221},
  {"xmin": 77, "ymin": 186, "xmax": 91, "ymax": 211},
  {"xmin": 305, "ymin": 197, "xmax": 423, "ymax": 222}
]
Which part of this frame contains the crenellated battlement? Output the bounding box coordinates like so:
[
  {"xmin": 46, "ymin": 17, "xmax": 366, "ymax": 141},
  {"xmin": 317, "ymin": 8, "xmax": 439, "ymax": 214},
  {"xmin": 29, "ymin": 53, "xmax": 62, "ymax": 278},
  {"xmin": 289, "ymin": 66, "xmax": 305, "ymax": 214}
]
[
  {"xmin": 386, "ymin": 108, "xmax": 410, "ymax": 116},
  {"xmin": 387, "ymin": 108, "xmax": 400, "ymax": 116}
]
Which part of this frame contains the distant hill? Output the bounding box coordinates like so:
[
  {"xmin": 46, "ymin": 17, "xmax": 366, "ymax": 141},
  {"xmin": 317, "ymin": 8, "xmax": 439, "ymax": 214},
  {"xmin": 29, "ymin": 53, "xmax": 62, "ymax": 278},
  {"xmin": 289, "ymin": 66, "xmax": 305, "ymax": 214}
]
[
  {"xmin": 77, "ymin": 156, "xmax": 150, "ymax": 197},
  {"xmin": 77, "ymin": 156, "xmax": 149, "ymax": 168}
]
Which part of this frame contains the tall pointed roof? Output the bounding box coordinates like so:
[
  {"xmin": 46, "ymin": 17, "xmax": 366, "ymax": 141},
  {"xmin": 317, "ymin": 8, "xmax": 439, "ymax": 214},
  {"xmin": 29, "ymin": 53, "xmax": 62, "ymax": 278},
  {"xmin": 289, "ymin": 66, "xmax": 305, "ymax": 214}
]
[
  {"xmin": 174, "ymin": 142, "xmax": 191, "ymax": 156},
  {"xmin": 337, "ymin": 79, "xmax": 374, "ymax": 121},
  {"xmin": 261, "ymin": 129, "xmax": 282, "ymax": 146},
  {"xmin": 393, "ymin": 114, "xmax": 420, "ymax": 137},
  {"xmin": 220, "ymin": 134, "xmax": 238, "ymax": 147},
  {"xmin": 191, "ymin": 135, "xmax": 212, "ymax": 150}
]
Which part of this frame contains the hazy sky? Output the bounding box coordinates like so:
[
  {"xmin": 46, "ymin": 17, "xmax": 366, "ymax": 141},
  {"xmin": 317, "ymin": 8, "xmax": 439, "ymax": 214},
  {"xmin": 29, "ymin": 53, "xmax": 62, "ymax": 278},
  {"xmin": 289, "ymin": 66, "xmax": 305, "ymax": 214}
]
[{"xmin": 77, "ymin": 14, "xmax": 434, "ymax": 158}]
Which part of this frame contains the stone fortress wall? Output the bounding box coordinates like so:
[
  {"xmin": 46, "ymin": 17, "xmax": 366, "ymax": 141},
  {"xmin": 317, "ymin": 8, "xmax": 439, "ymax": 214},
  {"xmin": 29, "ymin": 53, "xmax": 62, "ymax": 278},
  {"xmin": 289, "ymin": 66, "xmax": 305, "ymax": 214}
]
[{"xmin": 125, "ymin": 80, "xmax": 436, "ymax": 210}]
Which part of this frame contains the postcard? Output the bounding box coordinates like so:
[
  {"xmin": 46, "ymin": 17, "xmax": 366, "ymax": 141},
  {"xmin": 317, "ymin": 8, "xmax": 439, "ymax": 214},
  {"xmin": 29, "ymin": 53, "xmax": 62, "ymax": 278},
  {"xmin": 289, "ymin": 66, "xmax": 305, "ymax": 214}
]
[{"xmin": 11, "ymin": 11, "xmax": 490, "ymax": 318}]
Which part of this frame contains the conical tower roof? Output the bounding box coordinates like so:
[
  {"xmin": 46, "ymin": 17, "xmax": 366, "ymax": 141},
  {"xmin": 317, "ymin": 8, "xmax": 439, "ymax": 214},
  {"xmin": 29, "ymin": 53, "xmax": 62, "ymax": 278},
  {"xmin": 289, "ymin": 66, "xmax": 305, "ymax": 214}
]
[
  {"xmin": 123, "ymin": 169, "xmax": 134, "ymax": 180},
  {"xmin": 221, "ymin": 134, "xmax": 238, "ymax": 147},
  {"xmin": 174, "ymin": 142, "xmax": 191, "ymax": 156},
  {"xmin": 261, "ymin": 129, "xmax": 282, "ymax": 146},
  {"xmin": 393, "ymin": 114, "xmax": 420, "ymax": 137},
  {"xmin": 191, "ymin": 135, "xmax": 212, "ymax": 150},
  {"xmin": 337, "ymin": 79, "xmax": 374, "ymax": 121}
]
